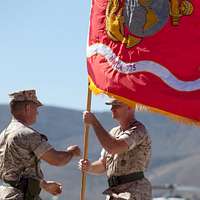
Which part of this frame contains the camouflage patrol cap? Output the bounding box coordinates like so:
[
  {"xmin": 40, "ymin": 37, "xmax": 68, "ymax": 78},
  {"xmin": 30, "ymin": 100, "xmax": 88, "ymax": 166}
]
[{"xmin": 9, "ymin": 89, "xmax": 43, "ymax": 106}]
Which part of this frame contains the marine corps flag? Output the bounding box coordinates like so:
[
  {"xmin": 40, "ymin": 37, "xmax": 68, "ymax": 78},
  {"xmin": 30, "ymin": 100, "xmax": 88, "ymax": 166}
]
[{"xmin": 87, "ymin": 0, "xmax": 200, "ymax": 124}]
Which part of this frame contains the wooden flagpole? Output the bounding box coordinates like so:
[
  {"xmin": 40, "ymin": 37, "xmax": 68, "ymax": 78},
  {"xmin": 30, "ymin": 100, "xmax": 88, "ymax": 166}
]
[{"xmin": 80, "ymin": 83, "xmax": 92, "ymax": 200}]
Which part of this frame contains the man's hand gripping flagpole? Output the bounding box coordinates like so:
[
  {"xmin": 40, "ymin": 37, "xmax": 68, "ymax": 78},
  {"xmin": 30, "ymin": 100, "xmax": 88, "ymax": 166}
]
[{"xmin": 80, "ymin": 82, "xmax": 92, "ymax": 200}]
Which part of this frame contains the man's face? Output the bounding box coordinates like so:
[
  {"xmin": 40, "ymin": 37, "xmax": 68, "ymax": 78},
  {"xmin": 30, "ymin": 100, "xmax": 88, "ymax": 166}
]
[
  {"xmin": 25, "ymin": 102, "xmax": 39, "ymax": 125},
  {"xmin": 110, "ymin": 103, "xmax": 129, "ymax": 120}
]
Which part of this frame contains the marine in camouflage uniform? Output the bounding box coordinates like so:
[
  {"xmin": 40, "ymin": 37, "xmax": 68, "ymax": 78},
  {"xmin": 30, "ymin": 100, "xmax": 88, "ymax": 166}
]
[
  {"xmin": 79, "ymin": 99, "xmax": 152, "ymax": 200},
  {"xmin": 0, "ymin": 118, "xmax": 52, "ymax": 200},
  {"xmin": 102, "ymin": 120, "xmax": 152, "ymax": 200},
  {"xmin": 0, "ymin": 90, "xmax": 81, "ymax": 200},
  {"xmin": 0, "ymin": 90, "xmax": 51, "ymax": 200}
]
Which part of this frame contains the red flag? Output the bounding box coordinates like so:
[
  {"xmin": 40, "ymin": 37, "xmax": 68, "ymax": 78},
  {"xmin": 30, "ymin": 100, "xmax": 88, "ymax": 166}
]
[{"xmin": 87, "ymin": 0, "xmax": 200, "ymax": 124}]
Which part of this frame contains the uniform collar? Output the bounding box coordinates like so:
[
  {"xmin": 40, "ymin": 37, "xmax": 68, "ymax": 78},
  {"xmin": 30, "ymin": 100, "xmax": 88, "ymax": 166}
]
[{"xmin": 120, "ymin": 119, "xmax": 137, "ymax": 132}]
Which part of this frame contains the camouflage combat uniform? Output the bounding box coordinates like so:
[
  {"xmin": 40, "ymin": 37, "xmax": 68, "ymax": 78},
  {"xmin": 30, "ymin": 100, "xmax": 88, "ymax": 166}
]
[
  {"xmin": 0, "ymin": 118, "xmax": 53, "ymax": 200},
  {"xmin": 101, "ymin": 120, "xmax": 152, "ymax": 200}
]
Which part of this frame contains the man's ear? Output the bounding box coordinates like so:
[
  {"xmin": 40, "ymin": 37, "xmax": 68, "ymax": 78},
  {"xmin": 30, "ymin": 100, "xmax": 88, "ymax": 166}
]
[
  {"xmin": 127, "ymin": 103, "xmax": 136, "ymax": 111},
  {"xmin": 130, "ymin": 103, "xmax": 136, "ymax": 109},
  {"xmin": 24, "ymin": 103, "xmax": 31, "ymax": 113}
]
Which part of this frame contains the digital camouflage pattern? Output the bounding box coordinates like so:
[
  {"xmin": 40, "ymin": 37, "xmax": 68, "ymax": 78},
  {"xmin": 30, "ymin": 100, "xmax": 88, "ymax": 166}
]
[
  {"xmin": 0, "ymin": 186, "xmax": 24, "ymax": 200},
  {"xmin": 0, "ymin": 118, "xmax": 53, "ymax": 200},
  {"xmin": 103, "ymin": 177, "xmax": 152, "ymax": 200},
  {"xmin": 101, "ymin": 120, "xmax": 152, "ymax": 200},
  {"xmin": 9, "ymin": 89, "xmax": 42, "ymax": 106}
]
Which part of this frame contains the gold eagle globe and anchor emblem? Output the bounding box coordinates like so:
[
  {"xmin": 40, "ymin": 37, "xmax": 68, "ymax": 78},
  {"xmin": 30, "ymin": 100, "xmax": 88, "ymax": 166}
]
[{"xmin": 106, "ymin": 0, "xmax": 194, "ymax": 48}]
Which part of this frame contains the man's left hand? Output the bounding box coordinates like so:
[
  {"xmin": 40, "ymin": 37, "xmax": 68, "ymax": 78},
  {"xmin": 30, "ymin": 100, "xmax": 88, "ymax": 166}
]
[{"xmin": 41, "ymin": 180, "xmax": 62, "ymax": 196}]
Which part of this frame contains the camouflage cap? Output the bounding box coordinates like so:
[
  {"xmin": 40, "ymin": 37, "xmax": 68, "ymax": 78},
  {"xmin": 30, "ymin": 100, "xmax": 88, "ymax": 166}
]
[{"xmin": 9, "ymin": 89, "xmax": 43, "ymax": 106}]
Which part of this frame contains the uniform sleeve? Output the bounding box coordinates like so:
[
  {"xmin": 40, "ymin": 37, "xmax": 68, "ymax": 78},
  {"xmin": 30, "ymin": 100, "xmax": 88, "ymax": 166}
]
[
  {"xmin": 99, "ymin": 127, "xmax": 118, "ymax": 159},
  {"xmin": 27, "ymin": 132, "xmax": 53, "ymax": 158},
  {"xmin": 119, "ymin": 123, "xmax": 148, "ymax": 150},
  {"xmin": 99, "ymin": 127, "xmax": 117, "ymax": 159}
]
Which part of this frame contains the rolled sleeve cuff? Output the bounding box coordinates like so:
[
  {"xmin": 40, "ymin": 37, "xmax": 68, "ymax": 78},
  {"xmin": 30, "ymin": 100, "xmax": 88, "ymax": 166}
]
[
  {"xmin": 34, "ymin": 141, "xmax": 53, "ymax": 158},
  {"xmin": 119, "ymin": 134, "xmax": 136, "ymax": 150}
]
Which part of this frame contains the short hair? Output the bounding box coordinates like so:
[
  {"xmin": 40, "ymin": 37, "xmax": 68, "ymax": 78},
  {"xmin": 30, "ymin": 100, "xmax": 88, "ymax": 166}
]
[{"xmin": 10, "ymin": 100, "xmax": 35, "ymax": 115}]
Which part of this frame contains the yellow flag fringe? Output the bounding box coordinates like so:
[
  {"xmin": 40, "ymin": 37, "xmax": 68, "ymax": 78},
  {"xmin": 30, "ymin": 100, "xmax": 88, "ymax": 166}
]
[{"xmin": 88, "ymin": 76, "xmax": 200, "ymax": 126}]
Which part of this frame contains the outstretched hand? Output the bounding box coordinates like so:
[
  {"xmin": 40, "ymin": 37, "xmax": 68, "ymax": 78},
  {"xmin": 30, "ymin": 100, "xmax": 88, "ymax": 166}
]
[{"xmin": 67, "ymin": 145, "xmax": 81, "ymax": 157}]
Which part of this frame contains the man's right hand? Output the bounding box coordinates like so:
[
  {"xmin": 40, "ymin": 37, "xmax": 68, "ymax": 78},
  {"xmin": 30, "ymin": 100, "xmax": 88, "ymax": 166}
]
[
  {"xmin": 83, "ymin": 111, "xmax": 98, "ymax": 125},
  {"xmin": 67, "ymin": 145, "xmax": 81, "ymax": 157},
  {"xmin": 41, "ymin": 146, "xmax": 81, "ymax": 166}
]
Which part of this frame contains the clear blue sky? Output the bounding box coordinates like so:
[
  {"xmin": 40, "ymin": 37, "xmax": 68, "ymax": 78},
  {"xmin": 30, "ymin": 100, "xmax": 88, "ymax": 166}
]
[{"xmin": 0, "ymin": 0, "xmax": 109, "ymax": 111}]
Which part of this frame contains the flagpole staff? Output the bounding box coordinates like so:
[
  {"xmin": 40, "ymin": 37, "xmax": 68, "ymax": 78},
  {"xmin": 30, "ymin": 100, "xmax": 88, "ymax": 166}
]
[{"xmin": 80, "ymin": 82, "xmax": 92, "ymax": 200}]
